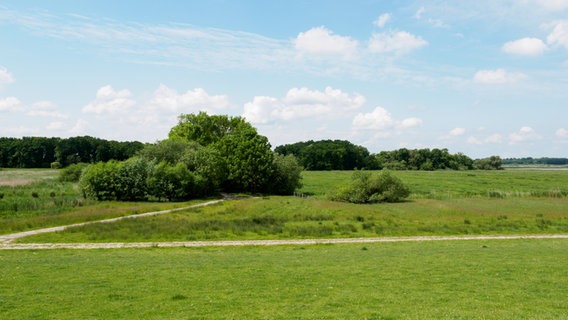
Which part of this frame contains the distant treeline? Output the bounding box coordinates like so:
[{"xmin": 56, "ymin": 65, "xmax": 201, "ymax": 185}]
[
  {"xmin": 275, "ymin": 140, "xmax": 502, "ymax": 171},
  {"xmin": 502, "ymin": 157, "xmax": 568, "ymax": 166},
  {"xmin": 0, "ymin": 136, "xmax": 144, "ymax": 168}
]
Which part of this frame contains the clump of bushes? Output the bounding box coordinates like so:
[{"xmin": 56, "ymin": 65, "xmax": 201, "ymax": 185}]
[
  {"xmin": 58, "ymin": 162, "xmax": 89, "ymax": 182},
  {"xmin": 329, "ymin": 170, "xmax": 410, "ymax": 204}
]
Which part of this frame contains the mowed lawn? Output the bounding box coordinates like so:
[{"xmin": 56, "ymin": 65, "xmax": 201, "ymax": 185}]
[{"xmin": 1, "ymin": 239, "xmax": 567, "ymax": 319}]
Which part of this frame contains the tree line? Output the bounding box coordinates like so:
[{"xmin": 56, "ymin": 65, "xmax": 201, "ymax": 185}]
[
  {"xmin": 0, "ymin": 136, "xmax": 144, "ymax": 168},
  {"xmin": 275, "ymin": 140, "xmax": 502, "ymax": 170},
  {"xmin": 502, "ymin": 157, "xmax": 568, "ymax": 166}
]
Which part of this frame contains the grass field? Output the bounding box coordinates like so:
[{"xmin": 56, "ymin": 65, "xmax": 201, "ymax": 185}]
[
  {"xmin": 16, "ymin": 169, "xmax": 567, "ymax": 243},
  {"xmin": 1, "ymin": 239, "xmax": 567, "ymax": 319}
]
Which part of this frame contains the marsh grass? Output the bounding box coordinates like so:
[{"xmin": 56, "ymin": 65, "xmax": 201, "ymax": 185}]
[
  {"xmin": 0, "ymin": 169, "xmax": 211, "ymax": 234},
  {"xmin": 21, "ymin": 196, "xmax": 568, "ymax": 243},
  {"xmin": 299, "ymin": 170, "xmax": 568, "ymax": 199},
  {"xmin": 1, "ymin": 239, "xmax": 567, "ymax": 319}
]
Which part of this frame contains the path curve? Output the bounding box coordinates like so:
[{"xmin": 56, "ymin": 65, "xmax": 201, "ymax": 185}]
[
  {"xmin": 0, "ymin": 199, "xmax": 225, "ymax": 245},
  {"xmin": 1, "ymin": 198, "xmax": 567, "ymax": 250}
]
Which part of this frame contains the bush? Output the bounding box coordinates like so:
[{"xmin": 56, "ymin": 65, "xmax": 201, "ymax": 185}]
[
  {"xmin": 269, "ymin": 154, "xmax": 303, "ymax": 195},
  {"xmin": 329, "ymin": 170, "xmax": 410, "ymax": 204},
  {"xmin": 58, "ymin": 162, "xmax": 89, "ymax": 182}
]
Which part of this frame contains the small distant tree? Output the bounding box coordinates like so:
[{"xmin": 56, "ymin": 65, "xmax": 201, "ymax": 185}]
[
  {"xmin": 474, "ymin": 156, "xmax": 503, "ymax": 170},
  {"xmin": 330, "ymin": 170, "xmax": 410, "ymax": 204}
]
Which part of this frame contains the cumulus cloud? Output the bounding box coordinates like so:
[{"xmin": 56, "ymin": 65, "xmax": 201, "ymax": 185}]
[
  {"xmin": 368, "ymin": 31, "xmax": 427, "ymax": 55},
  {"xmin": 466, "ymin": 133, "xmax": 503, "ymax": 145},
  {"xmin": 148, "ymin": 84, "xmax": 230, "ymax": 113},
  {"xmin": 538, "ymin": 0, "xmax": 568, "ymax": 10},
  {"xmin": 243, "ymin": 86, "xmax": 365, "ymax": 124},
  {"xmin": 83, "ymin": 85, "xmax": 136, "ymax": 115},
  {"xmin": 351, "ymin": 107, "xmax": 422, "ymax": 136},
  {"xmin": 449, "ymin": 127, "xmax": 466, "ymax": 137},
  {"xmin": 556, "ymin": 128, "xmax": 568, "ymax": 138},
  {"xmin": 509, "ymin": 126, "xmax": 541, "ymax": 143},
  {"xmin": 547, "ymin": 20, "xmax": 568, "ymax": 50},
  {"xmin": 295, "ymin": 27, "xmax": 358, "ymax": 60},
  {"xmin": 473, "ymin": 68, "xmax": 528, "ymax": 84},
  {"xmin": 26, "ymin": 101, "xmax": 68, "ymax": 119},
  {"xmin": 69, "ymin": 119, "xmax": 91, "ymax": 136},
  {"xmin": 0, "ymin": 67, "xmax": 14, "ymax": 84},
  {"xmin": 374, "ymin": 13, "xmax": 391, "ymax": 28},
  {"xmin": 0, "ymin": 97, "xmax": 23, "ymax": 112},
  {"xmin": 502, "ymin": 37, "xmax": 547, "ymax": 56}
]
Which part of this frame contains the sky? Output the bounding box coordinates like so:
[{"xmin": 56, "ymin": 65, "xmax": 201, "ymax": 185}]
[{"xmin": 1, "ymin": 0, "xmax": 567, "ymax": 158}]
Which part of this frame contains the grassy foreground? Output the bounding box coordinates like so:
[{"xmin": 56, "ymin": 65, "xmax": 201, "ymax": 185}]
[{"xmin": 1, "ymin": 239, "xmax": 567, "ymax": 319}]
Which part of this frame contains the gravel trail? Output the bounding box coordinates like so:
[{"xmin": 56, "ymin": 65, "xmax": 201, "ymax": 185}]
[{"xmin": 1, "ymin": 198, "xmax": 567, "ymax": 250}]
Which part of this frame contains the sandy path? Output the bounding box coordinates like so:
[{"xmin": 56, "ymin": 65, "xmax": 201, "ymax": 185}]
[
  {"xmin": 0, "ymin": 199, "xmax": 225, "ymax": 246},
  {"xmin": 1, "ymin": 234, "xmax": 568, "ymax": 250},
  {"xmin": 1, "ymin": 198, "xmax": 567, "ymax": 250}
]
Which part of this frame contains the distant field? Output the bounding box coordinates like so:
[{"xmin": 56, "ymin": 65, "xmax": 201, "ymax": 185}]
[
  {"xmin": 298, "ymin": 169, "xmax": 568, "ymax": 199},
  {"xmin": 1, "ymin": 239, "xmax": 567, "ymax": 319}
]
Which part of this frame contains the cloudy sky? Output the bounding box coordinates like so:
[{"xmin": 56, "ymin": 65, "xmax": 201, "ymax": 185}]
[{"xmin": 1, "ymin": 0, "xmax": 567, "ymax": 158}]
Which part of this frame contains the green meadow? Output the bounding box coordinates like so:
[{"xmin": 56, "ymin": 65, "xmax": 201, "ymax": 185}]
[
  {"xmin": 17, "ymin": 169, "xmax": 568, "ymax": 243},
  {"xmin": 1, "ymin": 169, "xmax": 568, "ymax": 319},
  {"xmin": 1, "ymin": 239, "xmax": 568, "ymax": 319}
]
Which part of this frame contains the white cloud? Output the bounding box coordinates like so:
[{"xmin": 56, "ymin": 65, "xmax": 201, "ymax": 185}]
[
  {"xmin": 352, "ymin": 107, "xmax": 396, "ymax": 130},
  {"xmin": 538, "ymin": 0, "xmax": 568, "ymax": 10},
  {"xmin": 82, "ymin": 85, "xmax": 136, "ymax": 115},
  {"xmin": 450, "ymin": 127, "xmax": 466, "ymax": 136},
  {"xmin": 556, "ymin": 128, "xmax": 568, "ymax": 138},
  {"xmin": 47, "ymin": 122, "xmax": 65, "ymax": 130},
  {"xmin": 509, "ymin": 126, "xmax": 541, "ymax": 143},
  {"xmin": 485, "ymin": 134, "xmax": 504, "ymax": 144},
  {"xmin": 148, "ymin": 84, "xmax": 230, "ymax": 113},
  {"xmin": 294, "ymin": 26, "xmax": 358, "ymax": 60},
  {"xmin": 351, "ymin": 106, "xmax": 422, "ymax": 135},
  {"xmin": 467, "ymin": 136, "xmax": 483, "ymax": 145},
  {"xmin": 415, "ymin": 7, "xmax": 425, "ymax": 19},
  {"xmin": 0, "ymin": 97, "xmax": 23, "ymax": 112},
  {"xmin": 26, "ymin": 101, "xmax": 68, "ymax": 119},
  {"xmin": 243, "ymin": 86, "xmax": 365, "ymax": 124},
  {"xmin": 473, "ymin": 69, "xmax": 528, "ymax": 84},
  {"xmin": 547, "ymin": 20, "xmax": 568, "ymax": 50},
  {"xmin": 399, "ymin": 117, "xmax": 423, "ymax": 128},
  {"xmin": 368, "ymin": 31, "xmax": 427, "ymax": 55},
  {"xmin": 502, "ymin": 37, "xmax": 548, "ymax": 56},
  {"xmin": 69, "ymin": 119, "xmax": 91, "ymax": 136},
  {"xmin": 374, "ymin": 13, "xmax": 391, "ymax": 28},
  {"xmin": 0, "ymin": 67, "xmax": 14, "ymax": 84}
]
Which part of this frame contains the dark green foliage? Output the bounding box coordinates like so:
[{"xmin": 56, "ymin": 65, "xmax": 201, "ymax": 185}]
[
  {"xmin": 372, "ymin": 148, "xmax": 474, "ymax": 171},
  {"xmin": 275, "ymin": 140, "xmax": 370, "ymax": 170},
  {"xmin": 169, "ymin": 112, "xmax": 277, "ymax": 194},
  {"xmin": 0, "ymin": 136, "xmax": 143, "ymax": 168},
  {"xmin": 58, "ymin": 162, "xmax": 89, "ymax": 182},
  {"xmin": 146, "ymin": 161, "xmax": 197, "ymax": 201},
  {"xmin": 502, "ymin": 157, "xmax": 568, "ymax": 165},
  {"xmin": 330, "ymin": 170, "xmax": 410, "ymax": 203},
  {"xmin": 474, "ymin": 156, "xmax": 503, "ymax": 170}
]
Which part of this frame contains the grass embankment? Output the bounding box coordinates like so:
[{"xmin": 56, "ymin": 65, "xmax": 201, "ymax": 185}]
[
  {"xmin": 0, "ymin": 169, "xmax": 212, "ymax": 235},
  {"xmin": 19, "ymin": 169, "xmax": 568, "ymax": 243},
  {"xmin": 1, "ymin": 239, "xmax": 567, "ymax": 319}
]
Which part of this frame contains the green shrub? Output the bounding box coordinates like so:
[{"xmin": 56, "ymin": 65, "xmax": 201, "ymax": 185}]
[
  {"xmin": 329, "ymin": 170, "xmax": 410, "ymax": 204},
  {"xmin": 58, "ymin": 162, "xmax": 89, "ymax": 182}
]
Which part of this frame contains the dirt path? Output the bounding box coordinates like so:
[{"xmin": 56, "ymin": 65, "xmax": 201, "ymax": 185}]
[
  {"xmin": 2, "ymin": 234, "xmax": 568, "ymax": 250},
  {"xmin": 0, "ymin": 199, "xmax": 225, "ymax": 246},
  {"xmin": 1, "ymin": 198, "xmax": 567, "ymax": 250}
]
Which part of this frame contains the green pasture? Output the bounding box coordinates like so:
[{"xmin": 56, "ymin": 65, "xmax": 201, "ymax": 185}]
[{"xmin": 1, "ymin": 239, "xmax": 567, "ymax": 319}]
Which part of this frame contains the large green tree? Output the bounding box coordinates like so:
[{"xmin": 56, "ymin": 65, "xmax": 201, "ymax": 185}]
[{"xmin": 169, "ymin": 112, "xmax": 276, "ymax": 193}]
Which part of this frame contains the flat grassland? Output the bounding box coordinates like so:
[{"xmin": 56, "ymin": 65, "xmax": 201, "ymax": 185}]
[
  {"xmin": 1, "ymin": 168, "xmax": 567, "ymax": 319},
  {"xmin": 16, "ymin": 169, "xmax": 568, "ymax": 243},
  {"xmin": 1, "ymin": 239, "xmax": 567, "ymax": 319}
]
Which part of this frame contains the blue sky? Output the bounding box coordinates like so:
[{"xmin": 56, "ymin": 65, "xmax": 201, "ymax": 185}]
[{"xmin": 1, "ymin": 0, "xmax": 567, "ymax": 158}]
